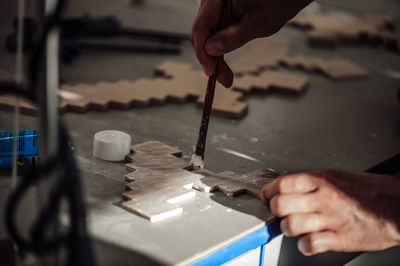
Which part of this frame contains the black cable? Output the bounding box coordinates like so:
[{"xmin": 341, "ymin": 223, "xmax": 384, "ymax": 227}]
[
  {"xmin": 5, "ymin": 147, "xmax": 64, "ymax": 253},
  {"xmin": 29, "ymin": 0, "xmax": 66, "ymax": 86},
  {"xmin": 3, "ymin": 0, "xmax": 96, "ymax": 264},
  {"xmin": 5, "ymin": 123, "xmax": 95, "ymax": 264}
]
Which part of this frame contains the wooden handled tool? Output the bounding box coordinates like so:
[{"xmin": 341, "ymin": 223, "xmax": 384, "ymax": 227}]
[{"xmin": 191, "ymin": 0, "xmax": 232, "ymax": 169}]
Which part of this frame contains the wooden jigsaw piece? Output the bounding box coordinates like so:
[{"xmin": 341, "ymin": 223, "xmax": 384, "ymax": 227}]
[
  {"xmin": 228, "ymin": 38, "xmax": 293, "ymax": 76},
  {"xmin": 0, "ymin": 95, "xmax": 38, "ymax": 115},
  {"xmin": 0, "ymin": 35, "xmax": 370, "ymax": 117},
  {"xmin": 228, "ymin": 37, "xmax": 369, "ymax": 79},
  {"xmin": 229, "ymin": 37, "xmax": 369, "ymax": 79},
  {"xmin": 289, "ymin": 11, "xmax": 399, "ymax": 52},
  {"xmin": 126, "ymin": 140, "xmax": 182, "ymax": 160},
  {"xmin": 196, "ymin": 83, "xmax": 248, "ymax": 119},
  {"xmin": 192, "ymin": 171, "xmax": 246, "ymax": 196},
  {"xmin": 126, "ymin": 140, "xmax": 191, "ymax": 171},
  {"xmin": 233, "ymin": 71, "xmax": 308, "ymax": 94},
  {"xmin": 194, "ymin": 168, "xmax": 280, "ymax": 199},
  {"xmin": 156, "ymin": 60, "xmax": 249, "ymax": 119},
  {"xmin": 126, "ymin": 152, "xmax": 192, "ymax": 172},
  {"xmin": 122, "ymin": 199, "xmax": 184, "ymax": 223},
  {"xmin": 281, "ymin": 56, "xmax": 369, "ymax": 79},
  {"xmin": 122, "ymin": 167, "xmax": 204, "ymax": 222},
  {"xmin": 154, "ymin": 60, "xmax": 205, "ymax": 101},
  {"xmin": 315, "ymin": 59, "xmax": 370, "ymax": 79},
  {"xmin": 124, "ymin": 167, "xmax": 203, "ymax": 190},
  {"xmin": 121, "ymin": 141, "xmax": 281, "ymax": 222}
]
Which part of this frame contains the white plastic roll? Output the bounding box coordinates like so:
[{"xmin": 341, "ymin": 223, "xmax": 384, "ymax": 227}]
[{"xmin": 92, "ymin": 130, "xmax": 131, "ymax": 161}]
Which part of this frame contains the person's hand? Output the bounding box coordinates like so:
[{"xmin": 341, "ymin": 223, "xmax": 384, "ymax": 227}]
[
  {"xmin": 190, "ymin": 0, "xmax": 312, "ymax": 87},
  {"xmin": 261, "ymin": 170, "xmax": 400, "ymax": 256}
]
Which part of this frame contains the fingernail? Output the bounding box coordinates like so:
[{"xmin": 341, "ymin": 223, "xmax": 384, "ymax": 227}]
[
  {"xmin": 208, "ymin": 40, "xmax": 224, "ymax": 54},
  {"xmin": 298, "ymin": 238, "xmax": 311, "ymax": 255},
  {"xmin": 280, "ymin": 219, "xmax": 289, "ymax": 236}
]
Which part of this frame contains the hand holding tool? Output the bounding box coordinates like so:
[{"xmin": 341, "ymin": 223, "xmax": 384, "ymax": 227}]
[{"xmin": 191, "ymin": 0, "xmax": 232, "ymax": 169}]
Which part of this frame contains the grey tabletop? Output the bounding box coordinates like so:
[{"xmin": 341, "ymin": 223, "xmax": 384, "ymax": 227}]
[{"xmin": 0, "ymin": 0, "xmax": 400, "ymax": 265}]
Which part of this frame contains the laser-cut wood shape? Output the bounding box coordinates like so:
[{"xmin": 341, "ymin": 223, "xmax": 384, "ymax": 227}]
[
  {"xmin": 60, "ymin": 78, "xmax": 172, "ymax": 113},
  {"xmin": 155, "ymin": 60, "xmax": 250, "ymax": 118},
  {"xmin": 122, "ymin": 168, "xmax": 202, "ymax": 222},
  {"xmin": 0, "ymin": 95, "xmax": 38, "ymax": 115},
  {"xmin": 126, "ymin": 140, "xmax": 182, "ymax": 160},
  {"xmin": 121, "ymin": 141, "xmax": 279, "ymax": 222},
  {"xmin": 0, "ymin": 60, "xmax": 250, "ymax": 118},
  {"xmin": 197, "ymin": 84, "xmax": 248, "ymax": 118},
  {"xmin": 155, "ymin": 61, "xmax": 307, "ymax": 118},
  {"xmin": 126, "ymin": 152, "xmax": 193, "ymax": 171},
  {"xmin": 122, "ymin": 141, "xmax": 203, "ymax": 222},
  {"xmin": 228, "ymin": 38, "xmax": 293, "ymax": 75},
  {"xmin": 0, "ymin": 34, "xmax": 368, "ymax": 117},
  {"xmin": 228, "ymin": 37, "xmax": 369, "ymax": 79},
  {"xmin": 232, "ymin": 70, "xmax": 308, "ymax": 94},
  {"xmin": 289, "ymin": 12, "xmax": 400, "ymax": 52},
  {"xmin": 194, "ymin": 169, "xmax": 279, "ymax": 199}
]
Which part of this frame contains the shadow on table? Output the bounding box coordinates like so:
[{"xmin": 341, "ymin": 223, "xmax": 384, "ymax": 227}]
[
  {"xmin": 208, "ymin": 191, "xmax": 275, "ymax": 223},
  {"xmin": 195, "ymin": 168, "xmax": 278, "ymax": 222}
]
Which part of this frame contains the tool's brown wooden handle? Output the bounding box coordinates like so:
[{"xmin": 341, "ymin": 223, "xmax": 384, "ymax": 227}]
[
  {"xmin": 202, "ymin": 0, "xmax": 232, "ymax": 119},
  {"xmin": 194, "ymin": 0, "xmax": 232, "ymax": 159}
]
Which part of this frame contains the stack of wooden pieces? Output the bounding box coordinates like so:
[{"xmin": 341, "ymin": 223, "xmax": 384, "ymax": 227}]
[{"xmin": 121, "ymin": 141, "xmax": 280, "ymax": 222}]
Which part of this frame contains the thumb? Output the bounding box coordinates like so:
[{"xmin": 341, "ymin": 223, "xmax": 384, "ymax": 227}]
[{"xmin": 205, "ymin": 21, "xmax": 255, "ymax": 56}]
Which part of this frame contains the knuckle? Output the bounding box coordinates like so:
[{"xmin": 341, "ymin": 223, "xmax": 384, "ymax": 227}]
[
  {"xmin": 191, "ymin": 21, "xmax": 205, "ymax": 36},
  {"xmin": 319, "ymin": 185, "xmax": 340, "ymax": 204},
  {"xmin": 277, "ymin": 177, "xmax": 288, "ymax": 193},
  {"xmin": 302, "ymin": 172, "xmax": 317, "ymax": 182},
  {"xmin": 226, "ymin": 27, "xmax": 243, "ymax": 44},
  {"xmin": 328, "ymin": 190, "xmax": 340, "ymax": 202}
]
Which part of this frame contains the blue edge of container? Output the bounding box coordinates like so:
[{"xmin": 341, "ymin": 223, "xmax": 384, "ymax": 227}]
[{"xmin": 192, "ymin": 219, "xmax": 282, "ymax": 266}]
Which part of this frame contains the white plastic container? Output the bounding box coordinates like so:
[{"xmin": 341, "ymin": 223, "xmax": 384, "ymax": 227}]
[{"xmin": 92, "ymin": 130, "xmax": 131, "ymax": 161}]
